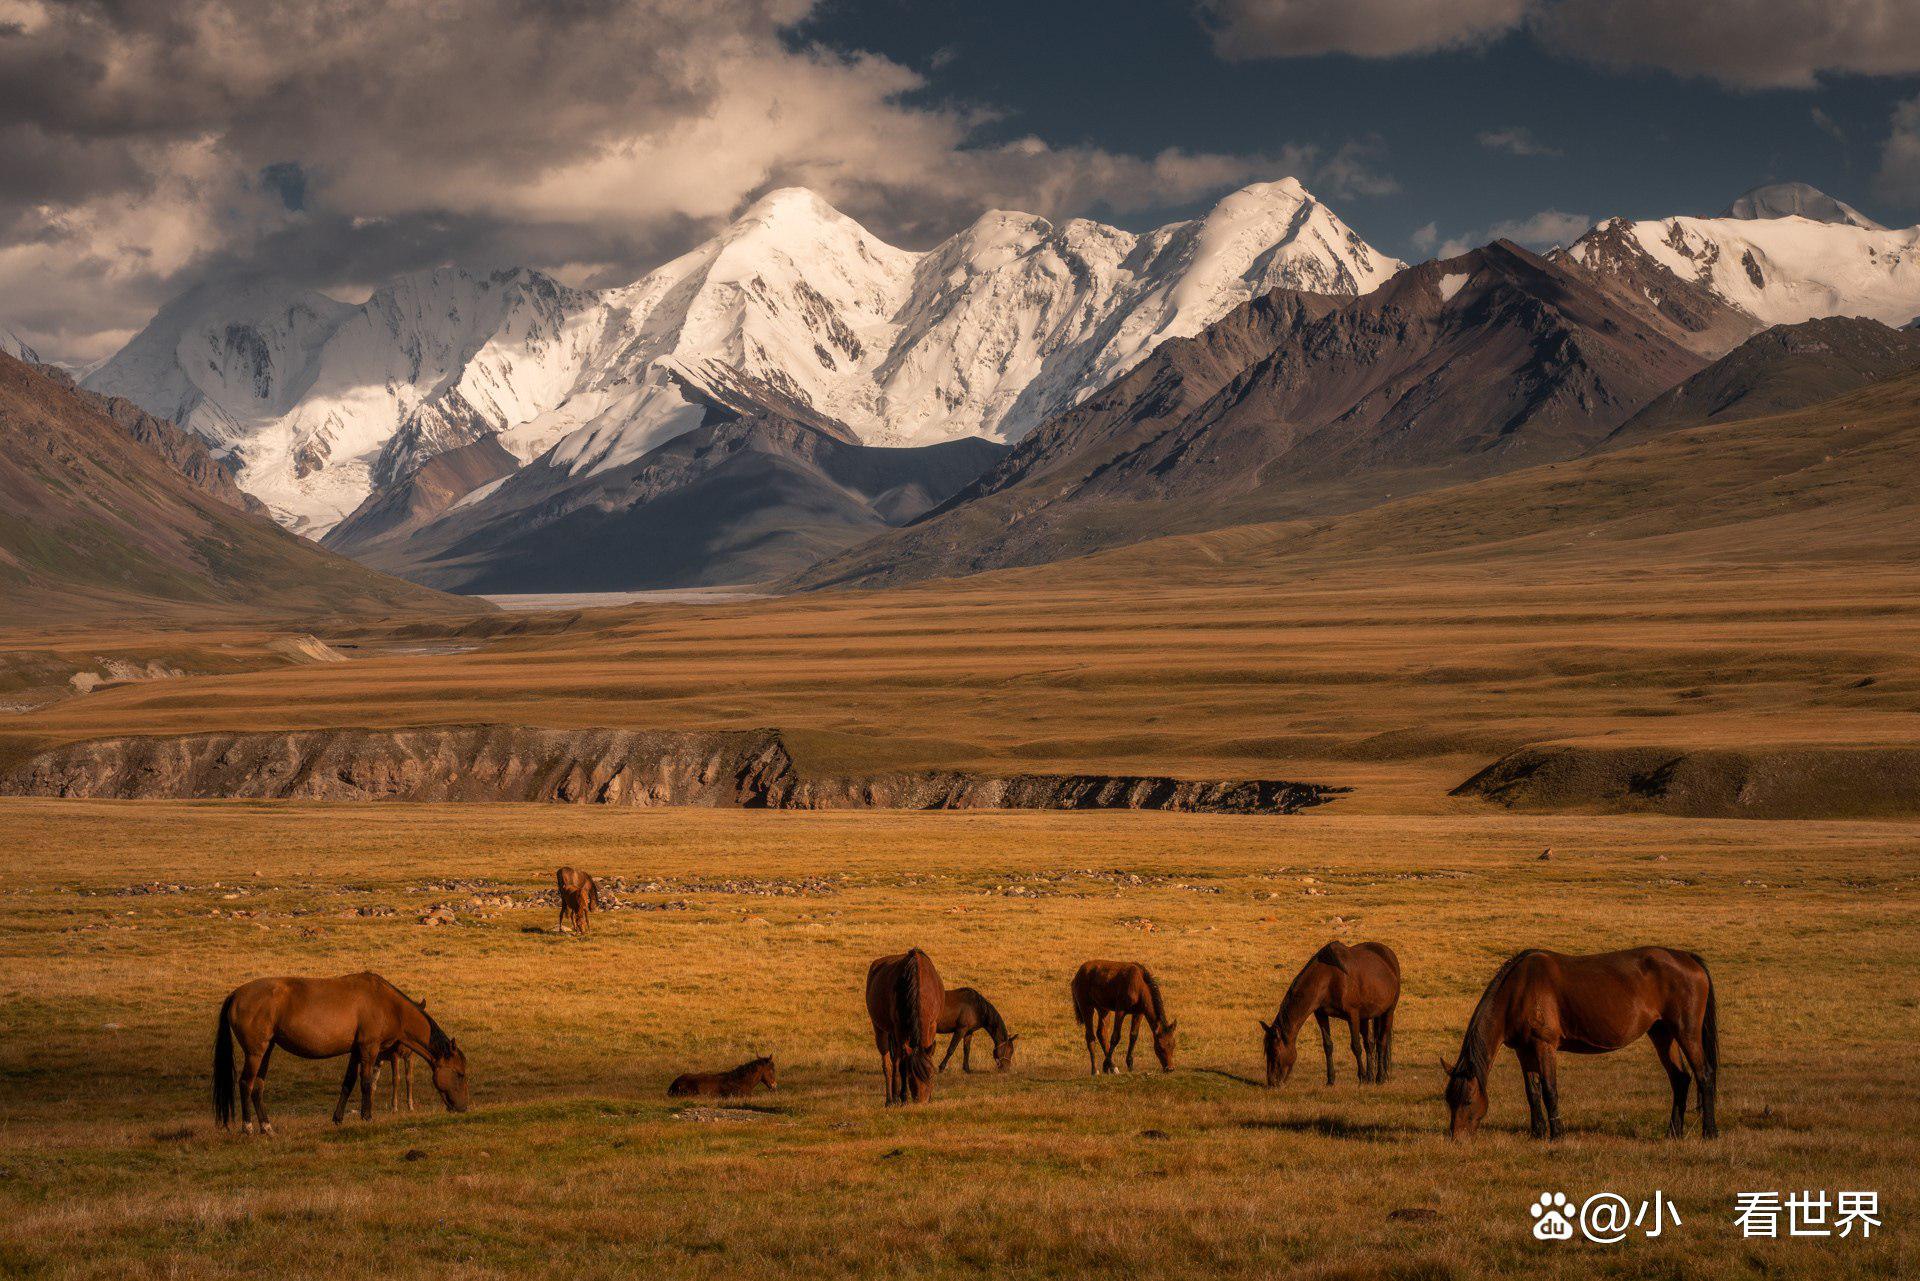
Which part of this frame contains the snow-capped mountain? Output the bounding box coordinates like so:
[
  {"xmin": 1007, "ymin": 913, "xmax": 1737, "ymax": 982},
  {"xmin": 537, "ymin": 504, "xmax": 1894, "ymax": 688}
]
[
  {"xmin": 86, "ymin": 180, "xmax": 1399, "ymax": 534},
  {"xmin": 1564, "ymin": 184, "xmax": 1920, "ymax": 331}
]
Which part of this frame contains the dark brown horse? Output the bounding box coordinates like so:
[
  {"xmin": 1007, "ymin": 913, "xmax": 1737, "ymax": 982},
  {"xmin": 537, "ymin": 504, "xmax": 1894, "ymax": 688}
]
[
  {"xmin": 668, "ymin": 1056, "xmax": 778, "ymax": 1098},
  {"xmin": 866, "ymin": 949, "xmax": 944, "ymax": 1104},
  {"xmin": 1261, "ymin": 941, "xmax": 1400, "ymax": 1087},
  {"xmin": 1072, "ymin": 960, "xmax": 1176, "ymax": 1075},
  {"xmin": 213, "ymin": 972, "xmax": 470, "ymax": 1133},
  {"xmin": 556, "ymin": 866, "xmax": 603, "ymax": 934},
  {"xmin": 937, "ymin": 987, "xmax": 1019, "ymax": 1073},
  {"xmin": 1443, "ymin": 947, "xmax": 1718, "ymax": 1140}
]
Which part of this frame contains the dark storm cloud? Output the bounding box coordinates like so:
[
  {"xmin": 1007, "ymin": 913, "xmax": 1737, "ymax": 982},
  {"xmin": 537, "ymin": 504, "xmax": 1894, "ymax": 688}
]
[{"xmin": 1200, "ymin": 0, "xmax": 1920, "ymax": 88}]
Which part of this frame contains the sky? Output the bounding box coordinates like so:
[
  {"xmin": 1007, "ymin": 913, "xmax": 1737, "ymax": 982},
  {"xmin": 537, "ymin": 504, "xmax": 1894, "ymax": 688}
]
[{"xmin": 3, "ymin": 0, "xmax": 1919, "ymax": 361}]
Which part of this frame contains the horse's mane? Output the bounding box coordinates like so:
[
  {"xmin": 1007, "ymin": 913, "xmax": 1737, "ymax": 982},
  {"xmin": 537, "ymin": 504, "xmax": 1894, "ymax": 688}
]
[
  {"xmin": 1456, "ymin": 950, "xmax": 1536, "ymax": 1084},
  {"xmin": 1142, "ymin": 966, "xmax": 1168, "ymax": 1028},
  {"xmin": 727, "ymin": 1056, "xmax": 772, "ymax": 1081},
  {"xmin": 976, "ymin": 993, "xmax": 1009, "ymax": 1042},
  {"xmin": 379, "ymin": 974, "xmax": 455, "ymax": 1058}
]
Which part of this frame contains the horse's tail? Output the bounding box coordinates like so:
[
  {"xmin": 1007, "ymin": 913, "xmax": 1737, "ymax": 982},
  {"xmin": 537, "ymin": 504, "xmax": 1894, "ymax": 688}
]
[
  {"xmin": 212, "ymin": 991, "xmax": 238, "ymax": 1128},
  {"xmin": 894, "ymin": 949, "xmax": 933, "ymax": 1095},
  {"xmin": 1693, "ymin": 952, "xmax": 1718, "ymax": 1079},
  {"xmin": 1071, "ymin": 971, "xmax": 1090, "ymax": 1025}
]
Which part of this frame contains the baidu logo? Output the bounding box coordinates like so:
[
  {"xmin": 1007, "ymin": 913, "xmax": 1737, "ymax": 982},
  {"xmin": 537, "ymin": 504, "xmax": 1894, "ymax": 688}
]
[{"xmin": 1531, "ymin": 1193, "xmax": 1576, "ymax": 1240}]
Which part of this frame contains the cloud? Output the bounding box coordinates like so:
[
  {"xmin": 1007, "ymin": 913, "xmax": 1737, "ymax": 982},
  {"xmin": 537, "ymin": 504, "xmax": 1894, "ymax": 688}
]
[
  {"xmin": 1476, "ymin": 127, "xmax": 1561, "ymax": 157},
  {"xmin": 1424, "ymin": 208, "xmax": 1592, "ymax": 259},
  {"xmin": 1198, "ymin": 0, "xmax": 1529, "ymax": 60},
  {"xmin": 1408, "ymin": 222, "xmax": 1439, "ymax": 254},
  {"xmin": 1201, "ymin": 0, "xmax": 1920, "ymax": 88},
  {"xmin": 0, "ymin": 1, "xmax": 1312, "ymax": 360},
  {"xmin": 1811, "ymin": 106, "xmax": 1850, "ymax": 149},
  {"xmin": 1875, "ymin": 95, "xmax": 1920, "ymax": 208}
]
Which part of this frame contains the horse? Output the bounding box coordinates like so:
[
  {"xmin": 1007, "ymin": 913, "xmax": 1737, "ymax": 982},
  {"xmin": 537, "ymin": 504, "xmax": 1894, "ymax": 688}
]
[
  {"xmin": 555, "ymin": 866, "xmax": 603, "ymax": 934},
  {"xmin": 1442, "ymin": 947, "xmax": 1718, "ymax": 1141},
  {"xmin": 213, "ymin": 971, "xmax": 470, "ymax": 1133},
  {"xmin": 1071, "ymin": 960, "xmax": 1176, "ymax": 1075},
  {"xmin": 668, "ymin": 1056, "xmax": 778, "ymax": 1098},
  {"xmin": 866, "ymin": 949, "xmax": 944, "ymax": 1104},
  {"xmin": 375, "ymin": 1043, "xmax": 416, "ymax": 1111},
  {"xmin": 1261, "ymin": 941, "xmax": 1400, "ymax": 1087},
  {"xmin": 936, "ymin": 987, "xmax": 1019, "ymax": 1073}
]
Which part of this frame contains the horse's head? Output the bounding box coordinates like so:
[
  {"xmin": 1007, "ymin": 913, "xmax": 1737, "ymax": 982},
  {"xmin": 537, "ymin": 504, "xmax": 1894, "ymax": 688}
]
[
  {"xmin": 754, "ymin": 1056, "xmax": 777, "ymax": 1091},
  {"xmin": 1152, "ymin": 1020, "xmax": 1177, "ymax": 1071},
  {"xmin": 432, "ymin": 1040, "xmax": 471, "ymax": 1113},
  {"xmin": 1261, "ymin": 1019, "xmax": 1294, "ymax": 1086},
  {"xmin": 992, "ymin": 1033, "xmax": 1019, "ymax": 1072},
  {"xmin": 1441, "ymin": 1057, "xmax": 1485, "ymax": 1139}
]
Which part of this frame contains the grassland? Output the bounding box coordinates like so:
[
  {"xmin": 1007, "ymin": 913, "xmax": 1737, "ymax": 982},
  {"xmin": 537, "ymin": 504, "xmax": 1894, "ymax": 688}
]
[{"xmin": 2, "ymin": 799, "xmax": 1915, "ymax": 1278}]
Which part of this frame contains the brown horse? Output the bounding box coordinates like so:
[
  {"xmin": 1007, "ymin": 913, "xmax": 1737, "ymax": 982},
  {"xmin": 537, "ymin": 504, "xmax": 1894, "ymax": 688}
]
[
  {"xmin": 213, "ymin": 972, "xmax": 470, "ymax": 1133},
  {"xmin": 1261, "ymin": 941, "xmax": 1400, "ymax": 1087},
  {"xmin": 866, "ymin": 949, "xmax": 944, "ymax": 1104},
  {"xmin": 1072, "ymin": 960, "xmax": 1176, "ymax": 1075},
  {"xmin": 937, "ymin": 987, "xmax": 1019, "ymax": 1073},
  {"xmin": 556, "ymin": 866, "xmax": 603, "ymax": 934},
  {"xmin": 668, "ymin": 1056, "xmax": 778, "ymax": 1098},
  {"xmin": 1443, "ymin": 947, "xmax": 1718, "ymax": 1140}
]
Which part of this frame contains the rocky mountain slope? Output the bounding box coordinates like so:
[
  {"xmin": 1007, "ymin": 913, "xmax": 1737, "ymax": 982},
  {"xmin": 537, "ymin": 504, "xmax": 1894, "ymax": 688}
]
[
  {"xmin": 0, "ymin": 352, "xmax": 467, "ymax": 620},
  {"xmin": 85, "ymin": 181, "xmax": 1399, "ymax": 536},
  {"xmin": 793, "ymin": 241, "xmax": 1720, "ymax": 589},
  {"xmin": 1608, "ymin": 316, "xmax": 1920, "ymax": 445}
]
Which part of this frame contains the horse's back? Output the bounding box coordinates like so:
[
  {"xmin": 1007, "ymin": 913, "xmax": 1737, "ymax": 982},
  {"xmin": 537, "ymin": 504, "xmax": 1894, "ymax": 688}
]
[{"xmin": 1073, "ymin": 959, "xmax": 1148, "ymax": 1011}]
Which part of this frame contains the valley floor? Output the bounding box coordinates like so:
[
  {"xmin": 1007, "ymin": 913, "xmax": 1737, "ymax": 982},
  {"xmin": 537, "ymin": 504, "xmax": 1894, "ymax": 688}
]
[{"xmin": 2, "ymin": 801, "xmax": 1914, "ymax": 1279}]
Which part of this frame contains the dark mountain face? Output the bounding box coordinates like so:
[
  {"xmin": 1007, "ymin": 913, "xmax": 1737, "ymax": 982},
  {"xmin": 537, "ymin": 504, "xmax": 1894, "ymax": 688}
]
[
  {"xmin": 324, "ymin": 435, "xmax": 520, "ymax": 554},
  {"xmin": 793, "ymin": 242, "xmax": 1725, "ymax": 591},
  {"xmin": 1608, "ymin": 316, "xmax": 1920, "ymax": 447},
  {"xmin": 80, "ymin": 389, "xmax": 269, "ymax": 516},
  {"xmin": 337, "ymin": 408, "xmax": 1008, "ymax": 593},
  {"xmin": 0, "ymin": 352, "xmax": 465, "ymax": 620}
]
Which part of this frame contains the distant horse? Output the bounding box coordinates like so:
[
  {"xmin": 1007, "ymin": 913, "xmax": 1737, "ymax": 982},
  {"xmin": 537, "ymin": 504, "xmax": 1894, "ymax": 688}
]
[
  {"xmin": 556, "ymin": 866, "xmax": 603, "ymax": 934},
  {"xmin": 1443, "ymin": 947, "xmax": 1718, "ymax": 1140},
  {"xmin": 668, "ymin": 1056, "xmax": 778, "ymax": 1098},
  {"xmin": 937, "ymin": 987, "xmax": 1019, "ymax": 1073},
  {"xmin": 1072, "ymin": 960, "xmax": 1176, "ymax": 1075},
  {"xmin": 213, "ymin": 972, "xmax": 470, "ymax": 1133},
  {"xmin": 866, "ymin": 949, "xmax": 944, "ymax": 1104},
  {"xmin": 1261, "ymin": 941, "xmax": 1400, "ymax": 1087}
]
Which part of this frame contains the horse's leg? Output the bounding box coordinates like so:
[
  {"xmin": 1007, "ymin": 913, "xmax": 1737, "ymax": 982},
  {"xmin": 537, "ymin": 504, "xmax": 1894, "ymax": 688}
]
[
  {"xmin": 405, "ymin": 1053, "xmax": 414, "ymax": 1111},
  {"xmin": 939, "ymin": 1030, "xmax": 961, "ymax": 1073},
  {"xmin": 1537, "ymin": 1043, "xmax": 1564, "ymax": 1140},
  {"xmin": 249, "ymin": 1043, "xmax": 275, "ymax": 1134},
  {"xmin": 1650, "ymin": 1026, "xmax": 1690, "ymax": 1139},
  {"xmin": 237, "ymin": 1047, "xmax": 262, "ymax": 1134},
  {"xmin": 1346, "ymin": 1015, "xmax": 1369, "ymax": 1085},
  {"xmin": 331, "ymin": 1055, "xmax": 361, "ymax": 1125},
  {"xmin": 1082, "ymin": 1012, "xmax": 1098, "ymax": 1076},
  {"xmin": 357, "ymin": 1044, "xmax": 379, "ymax": 1121},
  {"xmin": 962, "ymin": 1030, "xmax": 975, "ymax": 1073},
  {"xmin": 1125, "ymin": 1013, "xmax": 1141, "ymax": 1072},
  {"xmin": 1095, "ymin": 1011, "xmax": 1114, "ymax": 1074},
  {"xmin": 1516, "ymin": 1041, "xmax": 1547, "ymax": 1139},
  {"xmin": 1378, "ymin": 1008, "xmax": 1395, "ymax": 1081},
  {"xmin": 1362, "ymin": 1017, "xmax": 1381, "ymax": 1083},
  {"xmin": 1315, "ymin": 1012, "xmax": 1333, "ymax": 1084}
]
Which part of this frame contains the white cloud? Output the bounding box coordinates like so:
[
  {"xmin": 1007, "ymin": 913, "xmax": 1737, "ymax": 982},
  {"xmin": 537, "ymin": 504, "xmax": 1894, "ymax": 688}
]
[
  {"xmin": 1423, "ymin": 208, "xmax": 1592, "ymax": 260},
  {"xmin": 1876, "ymin": 94, "xmax": 1920, "ymax": 208},
  {"xmin": 1198, "ymin": 0, "xmax": 1529, "ymax": 60}
]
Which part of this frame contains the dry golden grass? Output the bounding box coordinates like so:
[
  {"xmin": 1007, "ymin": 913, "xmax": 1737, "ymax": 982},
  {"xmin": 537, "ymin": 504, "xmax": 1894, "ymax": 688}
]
[
  {"xmin": 5, "ymin": 560, "xmax": 1920, "ymax": 814},
  {"xmin": 1, "ymin": 799, "xmax": 1914, "ymax": 1278}
]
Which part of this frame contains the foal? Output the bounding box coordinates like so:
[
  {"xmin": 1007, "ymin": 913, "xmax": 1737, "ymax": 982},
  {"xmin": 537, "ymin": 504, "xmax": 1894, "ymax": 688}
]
[
  {"xmin": 1071, "ymin": 960, "xmax": 1176, "ymax": 1074},
  {"xmin": 555, "ymin": 866, "xmax": 603, "ymax": 934},
  {"xmin": 668, "ymin": 1056, "xmax": 777, "ymax": 1098},
  {"xmin": 937, "ymin": 987, "xmax": 1019, "ymax": 1072}
]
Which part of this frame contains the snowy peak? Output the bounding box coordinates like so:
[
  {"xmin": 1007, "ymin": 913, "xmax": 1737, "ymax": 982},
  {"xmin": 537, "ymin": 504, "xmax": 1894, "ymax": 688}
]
[
  {"xmin": 1, "ymin": 325, "xmax": 41, "ymax": 365},
  {"xmin": 1722, "ymin": 182, "xmax": 1884, "ymax": 231},
  {"xmin": 85, "ymin": 179, "xmax": 1401, "ymax": 534}
]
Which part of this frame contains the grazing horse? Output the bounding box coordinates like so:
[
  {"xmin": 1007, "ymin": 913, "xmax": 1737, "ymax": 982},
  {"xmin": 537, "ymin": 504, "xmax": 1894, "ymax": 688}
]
[
  {"xmin": 555, "ymin": 866, "xmax": 603, "ymax": 934},
  {"xmin": 1261, "ymin": 941, "xmax": 1400, "ymax": 1087},
  {"xmin": 1072, "ymin": 960, "xmax": 1176, "ymax": 1075},
  {"xmin": 668, "ymin": 1056, "xmax": 778, "ymax": 1098},
  {"xmin": 866, "ymin": 949, "xmax": 944, "ymax": 1104},
  {"xmin": 1443, "ymin": 947, "xmax": 1718, "ymax": 1141},
  {"xmin": 213, "ymin": 971, "xmax": 470, "ymax": 1133},
  {"xmin": 937, "ymin": 987, "xmax": 1020, "ymax": 1073}
]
